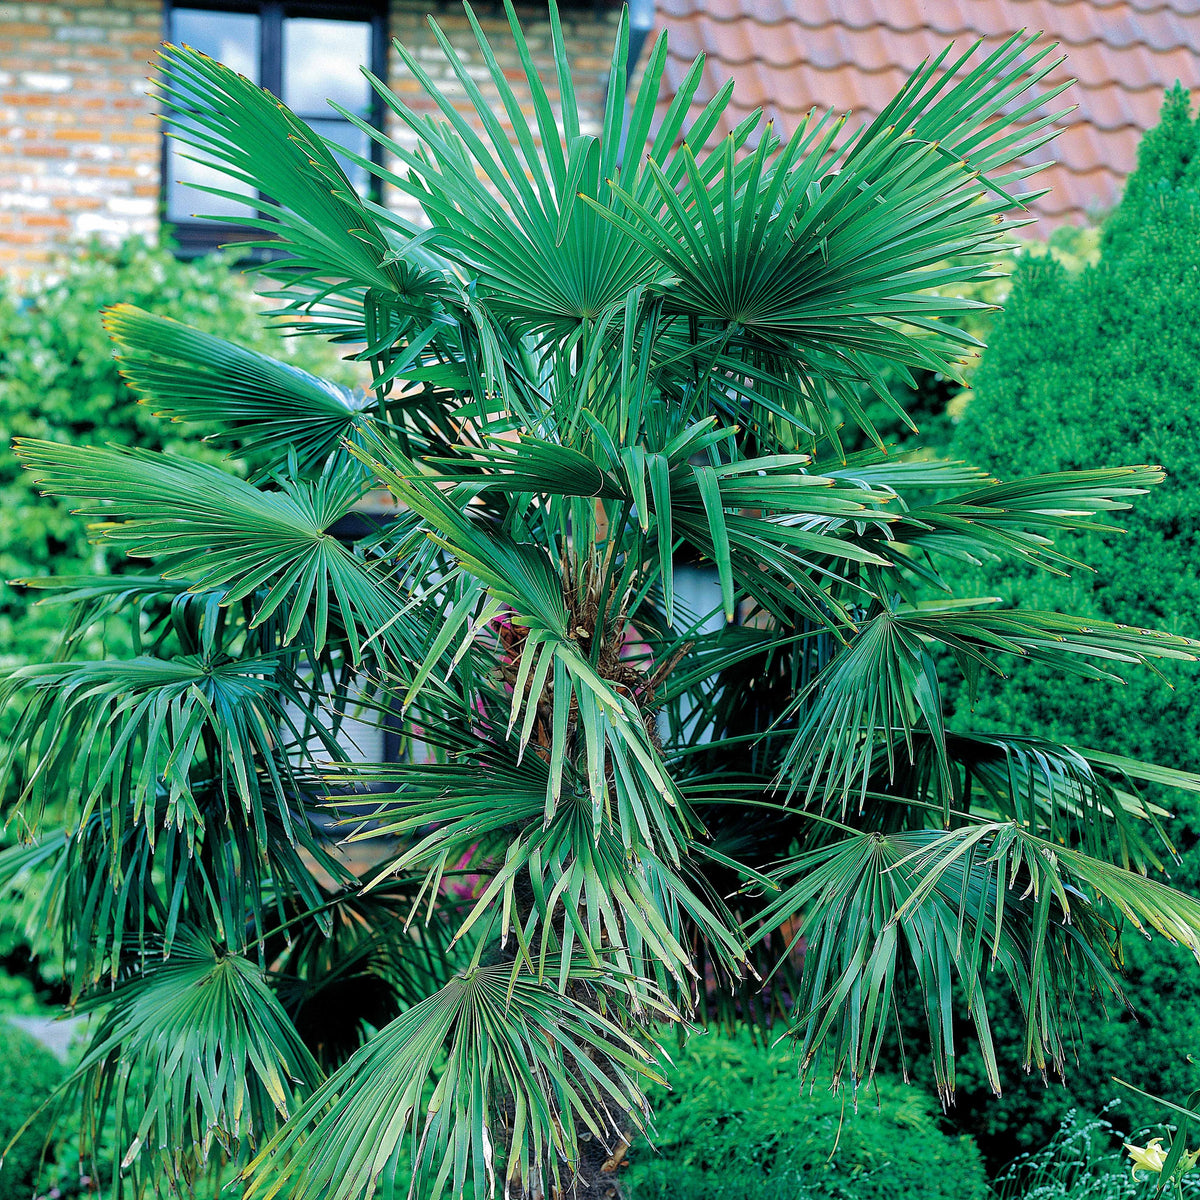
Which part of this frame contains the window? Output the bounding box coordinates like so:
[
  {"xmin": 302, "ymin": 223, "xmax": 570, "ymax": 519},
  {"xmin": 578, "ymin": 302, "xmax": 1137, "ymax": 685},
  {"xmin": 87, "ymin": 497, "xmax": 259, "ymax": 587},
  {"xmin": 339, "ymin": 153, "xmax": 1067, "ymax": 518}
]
[{"xmin": 163, "ymin": 1, "xmax": 387, "ymax": 256}]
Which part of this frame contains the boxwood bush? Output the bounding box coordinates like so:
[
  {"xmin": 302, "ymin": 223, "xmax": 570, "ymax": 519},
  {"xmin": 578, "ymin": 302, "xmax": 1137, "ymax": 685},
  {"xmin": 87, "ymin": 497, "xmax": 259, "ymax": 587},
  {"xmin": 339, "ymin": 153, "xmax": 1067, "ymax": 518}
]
[
  {"xmin": 939, "ymin": 85, "xmax": 1200, "ymax": 1158},
  {"xmin": 625, "ymin": 1030, "xmax": 989, "ymax": 1200},
  {"xmin": 0, "ymin": 1022, "xmax": 65, "ymax": 1200}
]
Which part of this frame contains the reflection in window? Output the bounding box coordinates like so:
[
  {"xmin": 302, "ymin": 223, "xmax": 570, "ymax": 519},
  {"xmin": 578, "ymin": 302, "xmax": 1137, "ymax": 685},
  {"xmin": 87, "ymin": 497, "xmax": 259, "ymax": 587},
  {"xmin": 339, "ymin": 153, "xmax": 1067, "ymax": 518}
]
[
  {"xmin": 164, "ymin": 3, "xmax": 384, "ymax": 254},
  {"xmin": 284, "ymin": 19, "xmax": 371, "ymax": 114},
  {"xmin": 302, "ymin": 118, "xmax": 373, "ymax": 196},
  {"xmin": 172, "ymin": 8, "xmax": 259, "ymax": 81},
  {"xmin": 283, "ymin": 18, "xmax": 374, "ymax": 196},
  {"xmin": 166, "ymin": 9, "xmax": 261, "ymax": 221}
]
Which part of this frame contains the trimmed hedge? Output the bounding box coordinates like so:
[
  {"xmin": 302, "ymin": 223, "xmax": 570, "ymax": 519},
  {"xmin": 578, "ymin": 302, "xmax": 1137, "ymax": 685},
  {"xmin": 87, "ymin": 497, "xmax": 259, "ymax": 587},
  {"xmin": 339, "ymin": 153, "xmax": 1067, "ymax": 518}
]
[
  {"xmin": 625, "ymin": 1030, "xmax": 990, "ymax": 1200},
  {"xmin": 0, "ymin": 1022, "xmax": 64, "ymax": 1200}
]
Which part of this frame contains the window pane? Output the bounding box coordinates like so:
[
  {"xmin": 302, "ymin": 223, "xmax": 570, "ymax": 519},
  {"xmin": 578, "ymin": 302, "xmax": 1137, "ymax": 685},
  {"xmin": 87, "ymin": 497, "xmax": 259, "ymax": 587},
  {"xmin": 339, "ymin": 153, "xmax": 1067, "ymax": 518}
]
[
  {"xmin": 171, "ymin": 8, "xmax": 259, "ymax": 81},
  {"xmin": 165, "ymin": 127, "xmax": 256, "ymax": 221},
  {"xmin": 305, "ymin": 118, "xmax": 372, "ymax": 196},
  {"xmin": 283, "ymin": 18, "xmax": 371, "ymax": 116}
]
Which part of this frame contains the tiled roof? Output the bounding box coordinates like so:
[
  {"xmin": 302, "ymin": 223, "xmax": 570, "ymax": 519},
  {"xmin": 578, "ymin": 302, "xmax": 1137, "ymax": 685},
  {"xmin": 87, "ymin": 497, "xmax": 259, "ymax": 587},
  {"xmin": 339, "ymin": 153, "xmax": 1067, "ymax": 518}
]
[{"xmin": 652, "ymin": 0, "xmax": 1200, "ymax": 227}]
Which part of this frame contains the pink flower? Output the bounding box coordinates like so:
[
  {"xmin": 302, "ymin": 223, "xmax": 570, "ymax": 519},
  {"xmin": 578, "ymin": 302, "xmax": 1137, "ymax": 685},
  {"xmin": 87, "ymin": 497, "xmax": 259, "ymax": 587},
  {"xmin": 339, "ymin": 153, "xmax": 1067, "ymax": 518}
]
[{"xmin": 443, "ymin": 842, "xmax": 485, "ymax": 900}]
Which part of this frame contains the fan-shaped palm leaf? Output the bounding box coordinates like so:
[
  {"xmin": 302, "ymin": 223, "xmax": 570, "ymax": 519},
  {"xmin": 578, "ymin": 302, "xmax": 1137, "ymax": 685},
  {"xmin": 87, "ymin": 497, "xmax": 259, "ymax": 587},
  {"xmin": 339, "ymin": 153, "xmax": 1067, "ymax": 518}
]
[
  {"xmin": 59, "ymin": 929, "xmax": 320, "ymax": 1190},
  {"xmin": 14, "ymin": 440, "xmax": 413, "ymax": 659},
  {"xmin": 0, "ymin": 652, "xmax": 337, "ymax": 845},
  {"xmin": 104, "ymin": 304, "xmax": 373, "ymax": 472},
  {"xmin": 243, "ymin": 964, "xmax": 667, "ymax": 1200}
]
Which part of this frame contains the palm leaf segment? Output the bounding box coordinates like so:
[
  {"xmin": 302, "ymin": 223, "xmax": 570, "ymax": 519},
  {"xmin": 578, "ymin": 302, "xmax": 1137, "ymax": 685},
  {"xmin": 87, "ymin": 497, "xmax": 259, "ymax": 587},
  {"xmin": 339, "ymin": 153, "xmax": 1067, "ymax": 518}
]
[
  {"xmin": 103, "ymin": 304, "xmax": 374, "ymax": 472},
  {"xmin": 58, "ymin": 931, "xmax": 321, "ymax": 1188},
  {"xmin": 5, "ymin": 6, "xmax": 1200, "ymax": 1199}
]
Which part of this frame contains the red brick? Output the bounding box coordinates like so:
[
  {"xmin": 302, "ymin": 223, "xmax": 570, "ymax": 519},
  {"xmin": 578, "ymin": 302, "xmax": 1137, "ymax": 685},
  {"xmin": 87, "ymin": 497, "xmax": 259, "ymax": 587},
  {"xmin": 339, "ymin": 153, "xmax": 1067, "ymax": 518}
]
[
  {"xmin": 22, "ymin": 141, "xmax": 69, "ymax": 157},
  {"xmin": 3, "ymin": 89, "xmax": 54, "ymax": 104},
  {"xmin": 0, "ymin": 23, "xmax": 53, "ymax": 37}
]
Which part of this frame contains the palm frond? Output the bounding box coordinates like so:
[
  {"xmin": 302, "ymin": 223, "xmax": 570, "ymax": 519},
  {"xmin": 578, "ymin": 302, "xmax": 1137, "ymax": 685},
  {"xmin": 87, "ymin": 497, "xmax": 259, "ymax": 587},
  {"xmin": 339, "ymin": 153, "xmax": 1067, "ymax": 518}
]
[
  {"xmin": 346, "ymin": 764, "xmax": 741, "ymax": 991},
  {"xmin": 752, "ymin": 824, "xmax": 1138, "ymax": 1098},
  {"xmin": 778, "ymin": 610, "xmax": 951, "ymax": 808},
  {"xmin": 333, "ymin": 1, "xmax": 759, "ymax": 337},
  {"xmin": 14, "ymin": 440, "xmax": 412, "ymax": 659},
  {"xmin": 780, "ymin": 606, "xmax": 1199, "ymax": 808},
  {"xmin": 243, "ymin": 964, "xmax": 667, "ymax": 1200},
  {"xmin": 593, "ymin": 34, "xmax": 1071, "ymax": 441},
  {"xmin": 155, "ymin": 44, "xmax": 436, "ymax": 306},
  {"xmin": 0, "ymin": 653, "xmax": 336, "ymax": 846},
  {"xmin": 62, "ymin": 930, "xmax": 321, "ymax": 1191},
  {"xmin": 850, "ymin": 463, "xmax": 1168, "ymax": 579},
  {"xmin": 104, "ymin": 304, "xmax": 373, "ymax": 472},
  {"xmin": 0, "ymin": 788, "xmax": 348, "ymax": 997}
]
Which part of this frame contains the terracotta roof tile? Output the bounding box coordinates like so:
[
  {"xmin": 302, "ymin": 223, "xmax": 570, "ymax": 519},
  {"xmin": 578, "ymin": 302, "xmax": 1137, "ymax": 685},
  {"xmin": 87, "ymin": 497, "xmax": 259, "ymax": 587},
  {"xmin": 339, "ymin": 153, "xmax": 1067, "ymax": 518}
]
[{"xmin": 649, "ymin": 0, "xmax": 1200, "ymax": 227}]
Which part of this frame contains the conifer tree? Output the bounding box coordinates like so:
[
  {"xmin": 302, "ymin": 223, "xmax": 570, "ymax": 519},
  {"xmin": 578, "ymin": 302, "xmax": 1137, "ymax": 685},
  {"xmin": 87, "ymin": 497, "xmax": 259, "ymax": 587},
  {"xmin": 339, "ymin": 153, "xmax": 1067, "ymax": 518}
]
[{"xmin": 951, "ymin": 85, "xmax": 1200, "ymax": 1148}]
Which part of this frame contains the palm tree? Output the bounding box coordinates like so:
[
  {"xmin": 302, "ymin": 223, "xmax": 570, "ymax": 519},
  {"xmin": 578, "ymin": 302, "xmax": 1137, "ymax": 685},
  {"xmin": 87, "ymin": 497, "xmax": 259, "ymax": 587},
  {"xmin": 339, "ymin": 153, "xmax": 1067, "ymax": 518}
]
[{"xmin": 5, "ymin": 6, "xmax": 1200, "ymax": 1198}]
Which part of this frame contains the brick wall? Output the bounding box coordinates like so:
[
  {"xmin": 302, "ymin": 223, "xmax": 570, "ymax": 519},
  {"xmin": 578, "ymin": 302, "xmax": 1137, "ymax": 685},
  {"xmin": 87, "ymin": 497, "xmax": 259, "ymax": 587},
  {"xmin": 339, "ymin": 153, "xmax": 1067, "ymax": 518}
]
[
  {"xmin": 0, "ymin": 0, "xmax": 622, "ymax": 280},
  {"xmin": 0, "ymin": 0, "xmax": 161, "ymax": 278}
]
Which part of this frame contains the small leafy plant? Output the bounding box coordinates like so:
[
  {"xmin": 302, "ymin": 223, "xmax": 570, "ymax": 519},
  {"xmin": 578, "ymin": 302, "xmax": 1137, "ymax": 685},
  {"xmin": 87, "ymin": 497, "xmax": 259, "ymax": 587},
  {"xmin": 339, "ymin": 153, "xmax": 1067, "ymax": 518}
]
[{"xmin": 996, "ymin": 1104, "xmax": 1200, "ymax": 1200}]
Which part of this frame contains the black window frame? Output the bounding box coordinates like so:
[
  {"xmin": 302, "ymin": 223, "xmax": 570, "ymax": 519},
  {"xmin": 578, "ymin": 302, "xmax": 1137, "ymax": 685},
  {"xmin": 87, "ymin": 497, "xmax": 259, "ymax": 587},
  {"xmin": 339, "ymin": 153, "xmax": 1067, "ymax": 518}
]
[{"xmin": 162, "ymin": 0, "xmax": 389, "ymax": 258}]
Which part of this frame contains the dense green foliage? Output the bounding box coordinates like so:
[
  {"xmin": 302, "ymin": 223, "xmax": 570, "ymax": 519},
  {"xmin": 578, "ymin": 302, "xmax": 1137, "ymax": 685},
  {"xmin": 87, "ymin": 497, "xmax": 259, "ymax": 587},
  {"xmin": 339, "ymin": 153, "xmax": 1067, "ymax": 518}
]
[
  {"xmin": 626, "ymin": 1031, "xmax": 989, "ymax": 1200},
  {"xmin": 845, "ymin": 225, "xmax": 1100, "ymax": 460},
  {"xmin": 945, "ymin": 86, "xmax": 1200, "ymax": 1154},
  {"xmin": 0, "ymin": 971, "xmax": 43, "ymax": 1015},
  {"xmin": 0, "ymin": 237, "xmax": 350, "ymax": 1004},
  {"xmin": 0, "ymin": 237, "xmax": 347, "ymax": 673},
  {"xmin": 0, "ymin": 1022, "xmax": 65, "ymax": 1200},
  {"xmin": 6, "ymin": 12, "xmax": 1200, "ymax": 1200}
]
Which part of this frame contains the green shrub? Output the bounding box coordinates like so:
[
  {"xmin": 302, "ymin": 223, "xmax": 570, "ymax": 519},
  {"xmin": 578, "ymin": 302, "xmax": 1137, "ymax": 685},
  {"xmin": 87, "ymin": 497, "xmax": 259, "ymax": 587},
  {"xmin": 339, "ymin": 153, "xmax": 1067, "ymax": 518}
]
[
  {"xmin": 940, "ymin": 86, "xmax": 1200, "ymax": 1154},
  {"xmin": 0, "ymin": 973, "xmax": 42, "ymax": 1016},
  {"xmin": 954, "ymin": 84, "xmax": 1200, "ymax": 769},
  {"xmin": 0, "ymin": 236, "xmax": 350, "ymax": 675},
  {"xmin": 0, "ymin": 1022, "xmax": 65, "ymax": 1200},
  {"xmin": 840, "ymin": 224, "xmax": 1100, "ymax": 460},
  {"xmin": 839, "ymin": 263, "xmax": 1011, "ymax": 457},
  {"xmin": 624, "ymin": 1030, "xmax": 989, "ymax": 1200}
]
